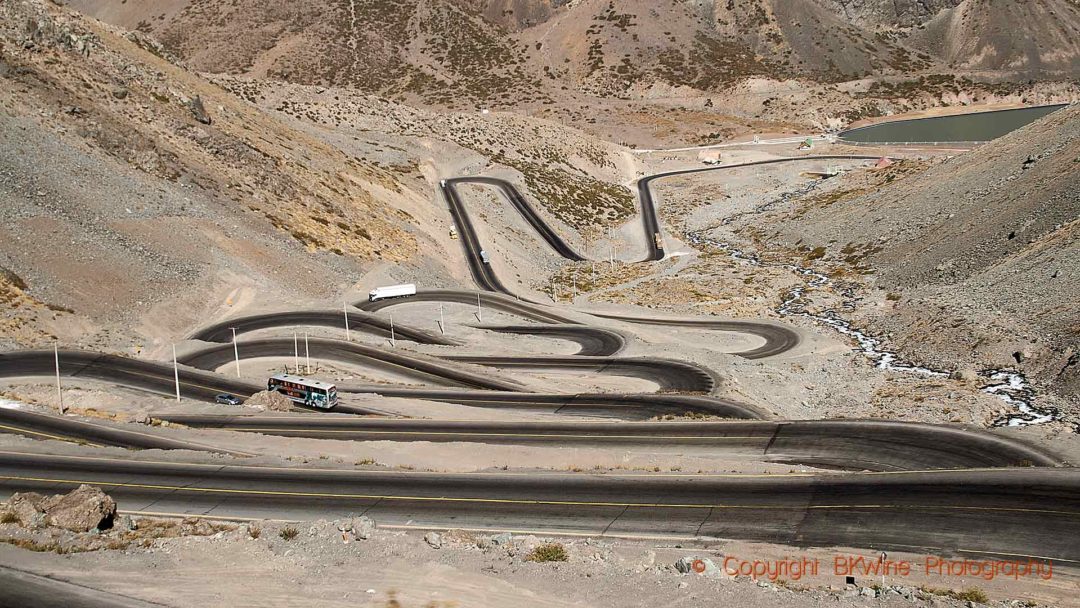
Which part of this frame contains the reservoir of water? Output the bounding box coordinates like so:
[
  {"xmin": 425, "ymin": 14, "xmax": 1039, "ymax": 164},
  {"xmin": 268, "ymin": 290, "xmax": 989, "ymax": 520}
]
[{"xmin": 839, "ymin": 104, "xmax": 1068, "ymax": 144}]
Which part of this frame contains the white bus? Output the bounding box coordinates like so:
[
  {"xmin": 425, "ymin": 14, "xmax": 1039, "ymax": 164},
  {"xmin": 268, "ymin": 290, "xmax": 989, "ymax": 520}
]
[{"xmin": 268, "ymin": 374, "xmax": 338, "ymax": 409}]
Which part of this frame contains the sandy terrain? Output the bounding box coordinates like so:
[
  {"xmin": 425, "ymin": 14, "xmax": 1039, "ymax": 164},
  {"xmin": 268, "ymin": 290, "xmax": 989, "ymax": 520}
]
[{"xmin": 0, "ymin": 2, "xmax": 1077, "ymax": 607}]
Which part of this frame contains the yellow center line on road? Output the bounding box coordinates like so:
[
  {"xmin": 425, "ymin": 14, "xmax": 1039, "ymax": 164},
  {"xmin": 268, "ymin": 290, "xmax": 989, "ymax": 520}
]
[
  {"xmin": 0, "ymin": 423, "xmax": 104, "ymax": 448},
  {"xmin": 1, "ymin": 449, "xmax": 1075, "ymax": 479},
  {"xmin": 194, "ymin": 417, "xmax": 777, "ymax": 425},
  {"xmin": 222, "ymin": 428, "xmax": 766, "ymax": 440},
  {"xmin": 2, "ymin": 474, "xmax": 1080, "ymax": 517}
]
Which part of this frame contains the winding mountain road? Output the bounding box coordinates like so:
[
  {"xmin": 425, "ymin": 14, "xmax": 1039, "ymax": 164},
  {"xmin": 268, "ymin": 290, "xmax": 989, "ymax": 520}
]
[{"xmin": 0, "ymin": 153, "xmax": 1075, "ymax": 566}]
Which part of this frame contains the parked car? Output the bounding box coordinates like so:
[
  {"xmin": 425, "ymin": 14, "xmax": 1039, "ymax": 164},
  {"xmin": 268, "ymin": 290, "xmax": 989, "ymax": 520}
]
[{"xmin": 215, "ymin": 394, "xmax": 242, "ymax": 405}]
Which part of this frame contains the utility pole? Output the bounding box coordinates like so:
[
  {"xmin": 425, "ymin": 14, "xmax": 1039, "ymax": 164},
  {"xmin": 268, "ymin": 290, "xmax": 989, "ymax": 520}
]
[
  {"xmin": 476, "ymin": 293, "xmax": 482, "ymax": 323},
  {"xmin": 230, "ymin": 327, "xmax": 240, "ymax": 378},
  {"xmin": 304, "ymin": 332, "xmax": 311, "ymax": 374},
  {"xmin": 293, "ymin": 332, "xmax": 299, "ymax": 373},
  {"xmin": 53, "ymin": 342, "xmax": 64, "ymax": 414},
  {"xmin": 343, "ymin": 302, "xmax": 351, "ymax": 341},
  {"xmin": 389, "ymin": 314, "xmax": 396, "ymax": 348},
  {"xmin": 172, "ymin": 344, "xmax": 181, "ymax": 402}
]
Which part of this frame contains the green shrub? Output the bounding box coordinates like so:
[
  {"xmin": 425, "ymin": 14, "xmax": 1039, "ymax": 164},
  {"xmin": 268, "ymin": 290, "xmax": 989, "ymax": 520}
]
[
  {"xmin": 953, "ymin": 588, "xmax": 989, "ymax": 603},
  {"xmin": 526, "ymin": 543, "xmax": 568, "ymax": 562},
  {"xmin": 279, "ymin": 526, "xmax": 299, "ymax": 541}
]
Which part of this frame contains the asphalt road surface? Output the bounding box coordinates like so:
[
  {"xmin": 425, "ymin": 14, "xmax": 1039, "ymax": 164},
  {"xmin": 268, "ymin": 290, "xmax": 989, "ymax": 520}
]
[
  {"xmin": 0, "ymin": 349, "xmax": 766, "ymax": 420},
  {"xmin": 0, "ymin": 566, "xmax": 167, "ymax": 608},
  {"xmin": 154, "ymin": 416, "xmax": 1062, "ymax": 472},
  {"xmin": 0, "ymin": 407, "xmax": 247, "ymax": 455},
  {"xmin": 191, "ymin": 309, "xmax": 459, "ymax": 346},
  {"xmin": 358, "ymin": 289, "xmax": 800, "ymax": 360},
  {"xmin": 2, "ymin": 452, "xmax": 1077, "ymax": 562},
  {"xmin": 0, "ymin": 153, "xmax": 1075, "ymax": 573}
]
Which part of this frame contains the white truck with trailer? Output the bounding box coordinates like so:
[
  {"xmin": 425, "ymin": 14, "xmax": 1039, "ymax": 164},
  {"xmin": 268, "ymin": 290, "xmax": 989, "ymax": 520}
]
[{"xmin": 368, "ymin": 283, "xmax": 417, "ymax": 302}]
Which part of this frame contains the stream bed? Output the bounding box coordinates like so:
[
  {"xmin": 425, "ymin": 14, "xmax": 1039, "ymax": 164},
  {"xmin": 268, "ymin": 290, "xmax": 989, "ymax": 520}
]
[{"xmin": 686, "ymin": 231, "xmax": 1057, "ymax": 427}]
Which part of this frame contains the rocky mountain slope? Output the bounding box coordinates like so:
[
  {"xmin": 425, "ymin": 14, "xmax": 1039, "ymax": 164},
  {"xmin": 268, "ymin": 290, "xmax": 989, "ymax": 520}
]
[
  {"xmin": 0, "ymin": 0, "xmax": 440, "ymax": 352},
  {"xmin": 66, "ymin": 0, "xmax": 1080, "ymax": 109},
  {"xmin": 761, "ymin": 106, "xmax": 1079, "ymax": 400},
  {"xmin": 911, "ymin": 0, "xmax": 1080, "ymax": 75}
]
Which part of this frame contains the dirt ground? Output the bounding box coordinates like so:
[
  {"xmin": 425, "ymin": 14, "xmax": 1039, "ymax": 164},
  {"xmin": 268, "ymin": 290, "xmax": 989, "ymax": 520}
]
[{"xmin": 1, "ymin": 481, "xmax": 1076, "ymax": 608}]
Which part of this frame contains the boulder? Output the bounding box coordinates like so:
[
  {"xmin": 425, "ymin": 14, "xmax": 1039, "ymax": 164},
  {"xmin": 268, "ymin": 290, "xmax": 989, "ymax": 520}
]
[
  {"xmin": 2, "ymin": 492, "xmax": 47, "ymax": 528},
  {"xmin": 490, "ymin": 532, "xmax": 513, "ymax": 546},
  {"xmin": 245, "ymin": 390, "xmax": 293, "ymax": 412},
  {"xmin": 951, "ymin": 369, "xmax": 979, "ymax": 382},
  {"xmin": 674, "ymin": 556, "xmax": 723, "ymax": 578},
  {"xmin": 348, "ymin": 515, "xmax": 376, "ymax": 540},
  {"xmin": 42, "ymin": 485, "xmax": 116, "ymax": 532},
  {"xmin": 114, "ymin": 514, "xmax": 136, "ymax": 532},
  {"xmin": 188, "ymin": 95, "xmax": 212, "ymax": 125},
  {"xmin": 424, "ymin": 531, "xmax": 442, "ymax": 549}
]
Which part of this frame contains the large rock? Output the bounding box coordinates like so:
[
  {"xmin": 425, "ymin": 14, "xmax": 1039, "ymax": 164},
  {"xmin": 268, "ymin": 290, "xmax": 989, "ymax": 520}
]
[
  {"xmin": 674, "ymin": 556, "xmax": 722, "ymax": 577},
  {"xmin": 188, "ymin": 95, "xmax": 212, "ymax": 125},
  {"xmin": 424, "ymin": 531, "xmax": 442, "ymax": 549},
  {"xmin": 341, "ymin": 515, "xmax": 376, "ymax": 540},
  {"xmin": 2, "ymin": 492, "xmax": 47, "ymax": 529},
  {"xmin": 245, "ymin": 390, "xmax": 293, "ymax": 412},
  {"xmin": 42, "ymin": 485, "xmax": 116, "ymax": 532}
]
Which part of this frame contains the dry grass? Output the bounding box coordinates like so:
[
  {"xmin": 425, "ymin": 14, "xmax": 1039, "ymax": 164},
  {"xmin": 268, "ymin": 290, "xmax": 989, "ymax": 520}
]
[
  {"xmin": 525, "ymin": 542, "xmax": 568, "ymax": 563},
  {"xmin": 919, "ymin": 586, "xmax": 990, "ymax": 603}
]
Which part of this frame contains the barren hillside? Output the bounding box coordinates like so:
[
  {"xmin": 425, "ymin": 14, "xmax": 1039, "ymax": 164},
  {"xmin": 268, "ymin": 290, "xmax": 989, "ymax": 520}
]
[
  {"xmin": 911, "ymin": 0, "xmax": 1080, "ymax": 75},
  {"xmin": 67, "ymin": 0, "xmax": 1080, "ymax": 106},
  {"xmin": 0, "ymin": 0, "xmax": 439, "ymax": 352},
  {"xmin": 761, "ymin": 107, "xmax": 1079, "ymax": 399}
]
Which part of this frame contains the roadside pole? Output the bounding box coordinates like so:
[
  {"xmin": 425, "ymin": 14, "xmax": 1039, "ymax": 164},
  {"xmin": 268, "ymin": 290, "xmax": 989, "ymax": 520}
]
[
  {"xmin": 572, "ymin": 271, "xmax": 577, "ymax": 297},
  {"xmin": 304, "ymin": 332, "xmax": 311, "ymax": 374},
  {"xmin": 293, "ymin": 332, "xmax": 299, "ymax": 373},
  {"xmin": 879, "ymin": 552, "xmax": 887, "ymax": 589},
  {"xmin": 438, "ymin": 304, "xmax": 445, "ymax": 334},
  {"xmin": 389, "ymin": 315, "xmax": 396, "ymax": 348},
  {"xmin": 172, "ymin": 344, "xmax": 181, "ymax": 402},
  {"xmin": 230, "ymin": 327, "xmax": 240, "ymax": 377},
  {"xmin": 476, "ymin": 293, "xmax": 482, "ymax": 323},
  {"xmin": 343, "ymin": 302, "xmax": 351, "ymax": 341},
  {"xmin": 550, "ymin": 278, "xmax": 557, "ymax": 303},
  {"xmin": 53, "ymin": 342, "xmax": 64, "ymax": 414}
]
